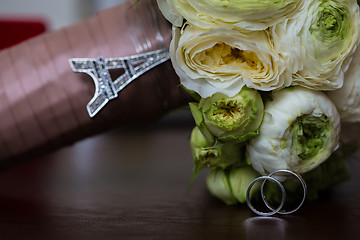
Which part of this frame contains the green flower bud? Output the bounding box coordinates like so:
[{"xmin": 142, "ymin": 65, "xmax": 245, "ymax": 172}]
[
  {"xmin": 206, "ymin": 169, "xmax": 236, "ymax": 205},
  {"xmin": 190, "ymin": 126, "xmax": 242, "ymax": 171},
  {"xmin": 206, "ymin": 166, "xmax": 260, "ymax": 205},
  {"xmin": 199, "ymin": 87, "xmax": 264, "ymax": 143},
  {"xmin": 229, "ymin": 166, "xmax": 260, "ymax": 203}
]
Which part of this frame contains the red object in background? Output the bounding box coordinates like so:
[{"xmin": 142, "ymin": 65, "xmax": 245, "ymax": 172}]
[{"xmin": 0, "ymin": 18, "xmax": 46, "ymax": 50}]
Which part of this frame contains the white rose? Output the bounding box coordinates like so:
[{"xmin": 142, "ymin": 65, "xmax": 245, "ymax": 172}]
[
  {"xmin": 157, "ymin": 0, "xmax": 305, "ymax": 31},
  {"xmin": 170, "ymin": 25, "xmax": 291, "ymax": 98},
  {"xmin": 327, "ymin": 45, "xmax": 360, "ymax": 122},
  {"xmin": 247, "ymin": 87, "xmax": 340, "ymax": 175},
  {"xmin": 157, "ymin": 0, "xmax": 183, "ymax": 27},
  {"xmin": 272, "ymin": 0, "xmax": 360, "ymax": 90}
]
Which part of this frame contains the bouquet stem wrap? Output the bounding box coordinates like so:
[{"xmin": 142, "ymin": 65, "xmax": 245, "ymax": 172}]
[{"xmin": 0, "ymin": 0, "xmax": 188, "ymax": 167}]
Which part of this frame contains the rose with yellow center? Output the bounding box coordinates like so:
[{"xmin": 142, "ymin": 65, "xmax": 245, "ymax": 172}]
[{"xmin": 170, "ymin": 25, "xmax": 291, "ymax": 97}]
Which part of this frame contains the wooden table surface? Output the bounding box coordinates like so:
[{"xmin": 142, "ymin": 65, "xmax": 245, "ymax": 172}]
[{"xmin": 0, "ymin": 114, "xmax": 360, "ymax": 240}]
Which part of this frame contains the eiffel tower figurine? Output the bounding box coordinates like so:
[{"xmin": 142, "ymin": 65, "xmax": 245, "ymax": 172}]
[{"xmin": 69, "ymin": 48, "xmax": 170, "ymax": 118}]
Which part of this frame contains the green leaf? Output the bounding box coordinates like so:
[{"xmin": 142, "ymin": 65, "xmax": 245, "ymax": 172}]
[{"xmin": 189, "ymin": 102, "xmax": 203, "ymax": 126}]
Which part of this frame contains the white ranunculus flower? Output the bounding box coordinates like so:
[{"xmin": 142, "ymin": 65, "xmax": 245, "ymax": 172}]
[
  {"xmin": 272, "ymin": 0, "xmax": 360, "ymax": 90},
  {"xmin": 247, "ymin": 87, "xmax": 340, "ymax": 175},
  {"xmin": 170, "ymin": 25, "xmax": 291, "ymax": 98},
  {"xmin": 327, "ymin": 45, "xmax": 360, "ymax": 122},
  {"xmin": 157, "ymin": 0, "xmax": 305, "ymax": 31}
]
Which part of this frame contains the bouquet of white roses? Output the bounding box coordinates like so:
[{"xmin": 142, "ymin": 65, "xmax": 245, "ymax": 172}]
[{"xmin": 157, "ymin": 0, "xmax": 360, "ymax": 212}]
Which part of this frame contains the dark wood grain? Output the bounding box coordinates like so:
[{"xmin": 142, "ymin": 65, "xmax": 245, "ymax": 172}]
[{"xmin": 0, "ymin": 116, "xmax": 359, "ymax": 240}]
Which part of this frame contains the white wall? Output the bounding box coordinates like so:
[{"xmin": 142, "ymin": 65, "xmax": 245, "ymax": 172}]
[{"xmin": 0, "ymin": 0, "xmax": 125, "ymax": 30}]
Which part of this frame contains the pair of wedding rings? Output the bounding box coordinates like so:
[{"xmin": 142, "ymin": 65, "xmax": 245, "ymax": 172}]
[{"xmin": 246, "ymin": 170, "xmax": 307, "ymax": 216}]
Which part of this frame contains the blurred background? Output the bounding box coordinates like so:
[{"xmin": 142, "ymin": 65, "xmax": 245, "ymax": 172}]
[
  {"xmin": 0, "ymin": 0, "xmax": 125, "ymax": 50},
  {"xmin": 0, "ymin": 0, "xmax": 125, "ymax": 30}
]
